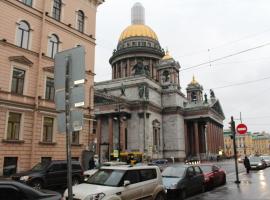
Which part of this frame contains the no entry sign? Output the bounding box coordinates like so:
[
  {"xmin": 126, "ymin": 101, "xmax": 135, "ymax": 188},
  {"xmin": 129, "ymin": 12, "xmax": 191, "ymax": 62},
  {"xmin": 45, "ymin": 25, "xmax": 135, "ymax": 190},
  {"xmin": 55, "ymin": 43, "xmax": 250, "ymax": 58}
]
[{"xmin": 236, "ymin": 123, "xmax": 248, "ymax": 134}]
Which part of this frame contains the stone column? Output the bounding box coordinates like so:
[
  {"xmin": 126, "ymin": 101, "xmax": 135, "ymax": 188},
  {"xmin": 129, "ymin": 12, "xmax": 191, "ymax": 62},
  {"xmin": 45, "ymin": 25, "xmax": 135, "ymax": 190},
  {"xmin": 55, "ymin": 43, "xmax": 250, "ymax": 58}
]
[
  {"xmin": 108, "ymin": 116, "xmax": 113, "ymax": 153},
  {"xmin": 184, "ymin": 122, "xmax": 189, "ymax": 158},
  {"xmin": 96, "ymin": 117, "xmax": 101, "ymax": 156},
  {"xmin": 194, "ymin": 122, "xmax": 200, "ymax": 158}
]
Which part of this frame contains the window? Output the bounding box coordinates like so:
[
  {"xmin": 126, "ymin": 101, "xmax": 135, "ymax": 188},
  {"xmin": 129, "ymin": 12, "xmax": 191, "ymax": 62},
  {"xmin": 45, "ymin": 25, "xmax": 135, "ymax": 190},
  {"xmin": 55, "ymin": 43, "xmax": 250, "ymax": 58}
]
[
  {"xmin": 41, "ymin": 157, "xmax": 52, "ymax": 164},
  {"xmin": 186, "ymin": 167, "xmax": 195, "ymax": 177},
  {"xmin": 49, "ymin": 163, "xmax": 62, "ymax": 172},
  {"xmin": 22, "ymin": 0, "xmax": 32, "ymax": 6},
  {"xmin": 45, "ymin": 77, "xmax": 55, "ymax": 100},
  {"xmin": 194, "ymin": 166, "xmax": 202, "ymax": 175},
  {"xmin": 122, "ymin": 170, "xmax": 140, "ymax": 184},
  {"xmin": 140, "ymin": 169, "xmax": 157, "ymax": 181},
  {"xmin": 0, "ymin": 186, "xmax": 23, "ymax": 200},
  {"xmin": 16, "ymin": 21, "xmax": 30, "ymax": 49},
  {"xmin": 43, "ymin": 117, "xmax": 54, "ymax": 142},
  {"xmin": 77, "ymin": 10, "xmax": 85, "ymax": 32},
  {"xmin": 11, "ymin": 68, "xmax": 25, "ymax": 95},
  {"xmin": 52, "ymin": 0, "xmax": 61, "ymax": 21},
  {"xmin": 48, "ymin": 34, "xmax": 59, "ymax": 58},
  {"xmin": 3, "ymin": 157, "xmax": 18, "ymax": 176},
  {"xmin": 72, "ymin": 131, "xmax": 79, "ymax": 144},
  {"xmin": 7, "ymin": 113, "xmax": 21, "ymax": 140}
]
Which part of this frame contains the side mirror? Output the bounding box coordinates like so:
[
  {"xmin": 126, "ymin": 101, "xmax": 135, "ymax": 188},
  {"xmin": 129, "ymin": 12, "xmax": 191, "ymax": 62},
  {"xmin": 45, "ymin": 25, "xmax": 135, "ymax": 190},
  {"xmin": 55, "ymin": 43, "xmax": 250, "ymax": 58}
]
[{"xmin": 123, "ymin": 180, "xmax": 130, "ymax": 187}]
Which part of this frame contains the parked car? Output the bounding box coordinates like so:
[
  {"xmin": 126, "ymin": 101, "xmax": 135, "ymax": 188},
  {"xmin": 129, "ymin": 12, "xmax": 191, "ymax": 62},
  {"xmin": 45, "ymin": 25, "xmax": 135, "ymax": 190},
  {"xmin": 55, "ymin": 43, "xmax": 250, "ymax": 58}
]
[
  {"xmin": 83, "ymin": 161, "xmax": 127, "ymax": 181},
  {"xmin": 162, "ymin": 164, "xmax": 205, "ymax": 199},
  {"xmin": 249, "ymin": 156, "xmax": 267, "ymax": 170},
  {"xmin": 64, "ymin": 165, "xmax": 166, "ymax": 200},
  {"xmin": 151, "ymin": 159, "xmax": 168, "ymax": 172},
  {"xmin": 0, "ymin": 180, "xmax": 61, "ymax": 200},
  {"xmin": 11, "ymin": 160, "xmax": 83, "ymax": 190},
  {"xmin": 199, "ymin": 164, "xmax": 226, "ymax": 190},
  {"xmin": 260, "ymin": 155, "xmax": 270, "ymax": 167}
]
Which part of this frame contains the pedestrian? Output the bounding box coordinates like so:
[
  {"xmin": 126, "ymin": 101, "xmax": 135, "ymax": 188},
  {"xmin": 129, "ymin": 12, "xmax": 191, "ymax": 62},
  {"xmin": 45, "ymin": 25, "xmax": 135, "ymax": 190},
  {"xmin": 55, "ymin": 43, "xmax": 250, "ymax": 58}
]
[
  {"xmin": 88, "ymin": 157, "xmax": 95, "ymax": 170},
  {"xmin": 243, "ymin": 156, "xmax": 251, "ymax": 174}
]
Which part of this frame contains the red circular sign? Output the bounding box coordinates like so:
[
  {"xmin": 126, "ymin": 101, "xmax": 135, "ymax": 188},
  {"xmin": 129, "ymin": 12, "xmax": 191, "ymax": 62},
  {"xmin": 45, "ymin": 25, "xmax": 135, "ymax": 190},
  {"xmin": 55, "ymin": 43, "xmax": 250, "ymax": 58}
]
[{"xmin": 236, "ymin": 123, "xmax": 248, "ymax": 134}]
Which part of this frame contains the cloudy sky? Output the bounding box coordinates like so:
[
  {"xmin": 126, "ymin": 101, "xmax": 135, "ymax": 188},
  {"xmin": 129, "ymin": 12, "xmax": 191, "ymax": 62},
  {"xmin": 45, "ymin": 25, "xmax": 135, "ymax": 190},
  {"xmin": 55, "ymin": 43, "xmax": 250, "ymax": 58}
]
[{"xmin": 94, "ymin": 0, "xmax": 270, "ymax": 133}]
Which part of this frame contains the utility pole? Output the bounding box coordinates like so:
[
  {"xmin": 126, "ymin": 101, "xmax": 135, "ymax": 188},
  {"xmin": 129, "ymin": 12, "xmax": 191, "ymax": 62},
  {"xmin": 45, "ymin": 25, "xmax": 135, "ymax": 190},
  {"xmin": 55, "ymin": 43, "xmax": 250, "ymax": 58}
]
[
  {"xmin": 118, "ymin": 104, "xmax": 121, "ymax": 159},
  {"xmin": 231, "ymin": 116, "xmax": 240, "ymax": 184}
]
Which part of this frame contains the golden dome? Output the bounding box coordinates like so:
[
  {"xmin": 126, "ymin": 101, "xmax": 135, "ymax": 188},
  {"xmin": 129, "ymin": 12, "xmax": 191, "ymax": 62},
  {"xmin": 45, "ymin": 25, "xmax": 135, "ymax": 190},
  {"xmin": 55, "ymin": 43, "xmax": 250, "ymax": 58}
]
[
  {"xmin": 190, "ymin": 75, "xmax": 198, "ymax": 85},
  {"xmin": 119, "ymin": 24, "xmax": 158, "ymax": 42},
  {"xmin": 162, "ymin": 50, "xmax": 173, "ymax": 60}
]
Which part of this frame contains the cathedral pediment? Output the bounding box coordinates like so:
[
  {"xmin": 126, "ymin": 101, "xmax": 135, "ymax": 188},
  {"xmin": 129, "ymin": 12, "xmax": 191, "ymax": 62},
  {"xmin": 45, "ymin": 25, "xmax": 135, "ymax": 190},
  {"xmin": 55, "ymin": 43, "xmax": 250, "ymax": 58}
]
[{"xmin": 210, "ymin": 100, "xmax": 225, "ymax": 119}]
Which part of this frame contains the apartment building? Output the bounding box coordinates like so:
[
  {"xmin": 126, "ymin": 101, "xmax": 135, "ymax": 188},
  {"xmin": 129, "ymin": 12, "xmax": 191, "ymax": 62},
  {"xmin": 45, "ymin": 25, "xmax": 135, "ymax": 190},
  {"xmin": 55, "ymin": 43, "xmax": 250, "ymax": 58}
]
[{"xmin": 0, "ymin": 0, "xmax": 103, "ymax": 176}]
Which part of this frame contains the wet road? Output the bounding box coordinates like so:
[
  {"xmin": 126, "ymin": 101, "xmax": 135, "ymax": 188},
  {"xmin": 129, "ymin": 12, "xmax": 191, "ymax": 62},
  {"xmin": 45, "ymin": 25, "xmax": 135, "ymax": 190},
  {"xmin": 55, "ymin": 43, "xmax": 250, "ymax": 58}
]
[{"xmin": 187, "ymin": 166, "xmax": 270, "ymax": 200}]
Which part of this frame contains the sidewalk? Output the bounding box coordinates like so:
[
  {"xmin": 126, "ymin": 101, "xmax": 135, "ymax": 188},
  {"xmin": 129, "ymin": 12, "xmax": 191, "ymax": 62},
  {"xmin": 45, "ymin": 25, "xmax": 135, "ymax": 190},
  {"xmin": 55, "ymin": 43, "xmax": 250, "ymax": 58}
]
[{"xmin": 188, "ymin": 167, "xmax": 270, "ymax": 200}]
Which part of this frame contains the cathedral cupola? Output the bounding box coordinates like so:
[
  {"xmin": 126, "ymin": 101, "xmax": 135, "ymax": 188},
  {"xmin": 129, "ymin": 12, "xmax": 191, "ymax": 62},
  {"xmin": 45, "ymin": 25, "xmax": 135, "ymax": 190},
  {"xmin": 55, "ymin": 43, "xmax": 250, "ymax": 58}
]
[
  {"xmin": 186, "ymin": 76, "xmax": 203, "ymax": 102},
  {"xmin": 109, "ymin": 2, "xmax": 164, "ymax": 80},
  {"xmin": 156, "ymin": 50, "xmax": 180, "ymax": 90}
]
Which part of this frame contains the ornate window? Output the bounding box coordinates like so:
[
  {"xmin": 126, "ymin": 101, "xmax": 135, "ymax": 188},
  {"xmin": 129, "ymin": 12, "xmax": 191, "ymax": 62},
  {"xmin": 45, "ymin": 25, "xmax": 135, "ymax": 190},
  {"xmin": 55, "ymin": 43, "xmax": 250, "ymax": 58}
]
[
  {"xmin": 152, "ymin": 120, "xmax": 161, "ymax": 151},
  {"xmin": 11, "ymin": 68, "xmax": 25, "ymax": 95},
  {"xmin": 16, "ymin": 21, "xmax": 30, "ymax": 49},
  {"xmin": 48, "ymin": 34, "xmax": 59, "ymax": 58},
  {"xmin": 45, "ymin": 77, "xmax": 55, "ymax": 101},
  {"xmin": 22, "ymin": 0, "xmax": 33, "ymax": 6},
  {"xmin": 77, "ymin": 10, "xmax": 85, "ymax": 33},
  {"xmin": 7, "ymin": 113, "xmax": 22, "ymax": 140},
  {"xmin": 52, "ymin": 0, "xmax": 62, "ymax": 21},
  {"xmin": 43, "ymin": 117, "xmax": 54, "ymax": 142}
]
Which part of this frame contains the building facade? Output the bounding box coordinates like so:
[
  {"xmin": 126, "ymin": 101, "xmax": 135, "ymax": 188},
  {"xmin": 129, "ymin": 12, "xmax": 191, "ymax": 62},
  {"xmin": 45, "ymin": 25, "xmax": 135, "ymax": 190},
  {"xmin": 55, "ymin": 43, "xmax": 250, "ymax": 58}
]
[
  {"xmin": 223, "ymin": 130, "xmax": 270, "ymax": 157},
  {"xmin": 0, "ymin": 0, "xmax": 103, "ymax": 175},
  {"xmin": 94, "ymin": 3, "xmax": 225, "ymax": 162}
]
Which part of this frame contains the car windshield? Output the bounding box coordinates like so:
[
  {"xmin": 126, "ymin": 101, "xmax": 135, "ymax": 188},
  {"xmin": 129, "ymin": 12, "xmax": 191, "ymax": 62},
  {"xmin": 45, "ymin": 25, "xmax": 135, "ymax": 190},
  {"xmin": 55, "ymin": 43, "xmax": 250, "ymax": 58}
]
[
  {"xmin": 87, "ymin": 169, "xmax": 125, "ymax": 187},
  {"xmin": 199, "ymin": 165, "xmax": 212, "ymax": 173},
  {"xmin": 262, "ymin": 156, "xmax": 270, "ymax": 160},
  {"xmin": 162, "ymin": 166, "xmax": 185, "ymax": 178},
  {"xmin": 31, "ymin": 162, "xmax": 49, "ymax": 171},
  {"xmin": 249, "ymin": 157, "xmax": 261, "ymax": 162}
]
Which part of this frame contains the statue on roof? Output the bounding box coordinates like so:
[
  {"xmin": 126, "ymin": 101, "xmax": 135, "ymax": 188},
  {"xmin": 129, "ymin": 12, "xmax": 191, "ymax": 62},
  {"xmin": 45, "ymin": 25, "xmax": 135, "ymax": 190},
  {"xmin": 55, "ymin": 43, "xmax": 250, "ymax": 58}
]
[
  {"xmin": 133, "ymin": 60, "xmax": 150, "ymax": 76},
  {"xmin": 210, "ymin": 89, "xmax": 215, "ymax": 98}
]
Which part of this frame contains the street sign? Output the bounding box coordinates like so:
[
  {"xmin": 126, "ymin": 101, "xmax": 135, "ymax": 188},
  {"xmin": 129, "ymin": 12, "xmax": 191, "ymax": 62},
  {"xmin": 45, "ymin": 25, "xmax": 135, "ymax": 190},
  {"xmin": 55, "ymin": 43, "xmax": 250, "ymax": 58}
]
[{"xmin": 236, "ymin": 123, "xmax": 248, "ymax": 134}]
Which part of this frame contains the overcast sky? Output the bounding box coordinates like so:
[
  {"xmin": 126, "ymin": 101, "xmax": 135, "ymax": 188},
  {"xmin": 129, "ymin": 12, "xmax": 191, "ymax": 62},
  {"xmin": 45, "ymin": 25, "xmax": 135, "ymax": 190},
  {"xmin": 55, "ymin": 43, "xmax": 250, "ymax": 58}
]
[{"xmin": 94, "ymin": 0, "xmax": 270, "ymax": 133}]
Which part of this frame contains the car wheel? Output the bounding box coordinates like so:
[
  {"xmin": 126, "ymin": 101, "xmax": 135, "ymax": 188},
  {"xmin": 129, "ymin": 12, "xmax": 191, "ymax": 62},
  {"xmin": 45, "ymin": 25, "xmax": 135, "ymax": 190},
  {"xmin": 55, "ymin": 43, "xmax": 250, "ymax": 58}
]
[
  {"xmin": 179, "ymin": 189, "xmax": 186, "ymax": 200},
  {"xmin": 72, "ymin": 176, "xmax": 80, "ymax": 186},
  {"xmin": 31, "ymin": 179, "xmax": 43, "ymax": 190},
  {"xmin": 201, "ymin": 184, "xmax": 206, "ymax": 193},
  {"xmin": 222, "ymin": 175, "xmax": 227, "ymax": 185},
  {"xmin": 155, "ymin": 192, "xmax": 166, "ymax": 200}
]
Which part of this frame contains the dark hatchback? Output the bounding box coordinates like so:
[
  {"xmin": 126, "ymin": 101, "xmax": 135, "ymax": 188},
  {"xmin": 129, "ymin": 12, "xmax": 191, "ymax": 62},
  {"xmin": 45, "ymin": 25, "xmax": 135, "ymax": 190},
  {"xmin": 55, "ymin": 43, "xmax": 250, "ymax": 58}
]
[
  {"xmin": 162, "ymin": 164, "xmax": 205, "ymax": 200},
  {"xmin": 199, "ymin": 164, "xmax": 226, "ymax": 190},
  {"xmin": 12, "ymin": 160, "xmax": 83, "ymax": 190},
  {"xmin": 0, "ymin": 180, "xmax": 61, "ymax": 200}
]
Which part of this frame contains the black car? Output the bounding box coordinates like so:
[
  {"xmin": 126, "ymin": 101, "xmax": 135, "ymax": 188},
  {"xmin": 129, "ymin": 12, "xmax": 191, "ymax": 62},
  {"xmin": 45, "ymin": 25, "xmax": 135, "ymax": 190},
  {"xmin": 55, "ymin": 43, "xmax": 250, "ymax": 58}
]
[
  {"xmin": 162, "ymin": 164, "xmax": 205, "ymax": 199},
  {"xmin": 12, "ymin": 160, "xmax": 83, "ymax": 190},
  {"xmin": 0, "ymin": 180, "xmax": 61, "ymax": 200}
]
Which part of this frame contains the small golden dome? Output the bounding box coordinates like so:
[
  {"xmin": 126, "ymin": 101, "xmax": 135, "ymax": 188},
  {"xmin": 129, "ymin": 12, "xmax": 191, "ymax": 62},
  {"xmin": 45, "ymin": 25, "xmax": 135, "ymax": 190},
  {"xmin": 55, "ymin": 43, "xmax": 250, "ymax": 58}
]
[
  {"xmin": 162, "ymin": 50, "xmax": 173, "ymax": 60},
  {"xmin": 190, "ymin": 75, "xmax": 198, "ymax": 85},
  {"xmin": 119, "ymin": 24, "xmax": 158, "ymax": 42}
]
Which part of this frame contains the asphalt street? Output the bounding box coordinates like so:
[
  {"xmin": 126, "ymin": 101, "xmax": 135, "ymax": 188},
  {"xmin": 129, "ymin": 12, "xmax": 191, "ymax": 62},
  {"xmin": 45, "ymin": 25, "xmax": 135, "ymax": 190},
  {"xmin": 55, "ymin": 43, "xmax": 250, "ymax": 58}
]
[{"xmin": 187, "ymin": 162, "xmax": 270, "ymax": 200}]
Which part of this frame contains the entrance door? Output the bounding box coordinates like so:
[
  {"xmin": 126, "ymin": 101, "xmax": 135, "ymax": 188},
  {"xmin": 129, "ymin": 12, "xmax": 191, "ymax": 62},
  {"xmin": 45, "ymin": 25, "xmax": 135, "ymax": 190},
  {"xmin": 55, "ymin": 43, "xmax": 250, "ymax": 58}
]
[{"xmin": 100, "ymin": 144, "xmax": 109, "ymax": 163}]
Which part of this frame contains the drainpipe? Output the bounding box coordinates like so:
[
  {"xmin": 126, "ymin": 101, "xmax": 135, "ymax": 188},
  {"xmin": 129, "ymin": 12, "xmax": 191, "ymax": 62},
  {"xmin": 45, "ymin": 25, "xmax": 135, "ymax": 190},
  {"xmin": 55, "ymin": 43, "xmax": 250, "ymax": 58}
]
[{"xmin": 30, "ymin": 0, "xmax": 47, "ymax": 167}]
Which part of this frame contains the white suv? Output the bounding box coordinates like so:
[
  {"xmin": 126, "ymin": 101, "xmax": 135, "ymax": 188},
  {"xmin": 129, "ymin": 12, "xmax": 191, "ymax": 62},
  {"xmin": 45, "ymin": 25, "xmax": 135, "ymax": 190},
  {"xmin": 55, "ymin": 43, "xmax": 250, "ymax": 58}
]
[{"xmin": 63, "ymin": 165, "xmax": 166, "ymax": 200}]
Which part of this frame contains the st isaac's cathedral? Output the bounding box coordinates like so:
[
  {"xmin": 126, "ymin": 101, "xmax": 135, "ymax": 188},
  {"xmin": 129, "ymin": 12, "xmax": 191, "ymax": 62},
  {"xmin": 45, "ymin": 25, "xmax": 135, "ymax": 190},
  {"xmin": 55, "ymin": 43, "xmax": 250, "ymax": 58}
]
[{"xmin": 94, "ymin": 3, "xmax": 225, "ymax": 162}]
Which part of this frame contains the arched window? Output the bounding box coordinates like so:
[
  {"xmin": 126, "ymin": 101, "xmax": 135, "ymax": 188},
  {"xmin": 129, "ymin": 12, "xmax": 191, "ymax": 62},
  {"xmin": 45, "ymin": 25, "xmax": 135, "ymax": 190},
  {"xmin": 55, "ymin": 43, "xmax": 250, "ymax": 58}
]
[
  {"xmin": 52, "ymin": 0, "xmax": 62, "ymax": 21},
  {"xmin": 48, "ymin": 34, "xmax": 59, "ymax": 58},
  {"xmin": 77, "ymin": 10, "xmax": 85, "ymax": 33},
  {"xmin": 16, "ymin": 21, "xmax": 30, "ymax": 49},
  {"xmin": 162, "ymin": 70, "xmax": 170, "ymax": 82}
]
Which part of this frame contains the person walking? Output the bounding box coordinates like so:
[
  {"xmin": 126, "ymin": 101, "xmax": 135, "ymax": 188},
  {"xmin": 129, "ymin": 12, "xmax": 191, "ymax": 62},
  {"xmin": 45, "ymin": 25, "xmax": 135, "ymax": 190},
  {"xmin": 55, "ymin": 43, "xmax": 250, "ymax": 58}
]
[{"xmin": 243, "ymin": 156, "xmax": 251, "ymax": 174}]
